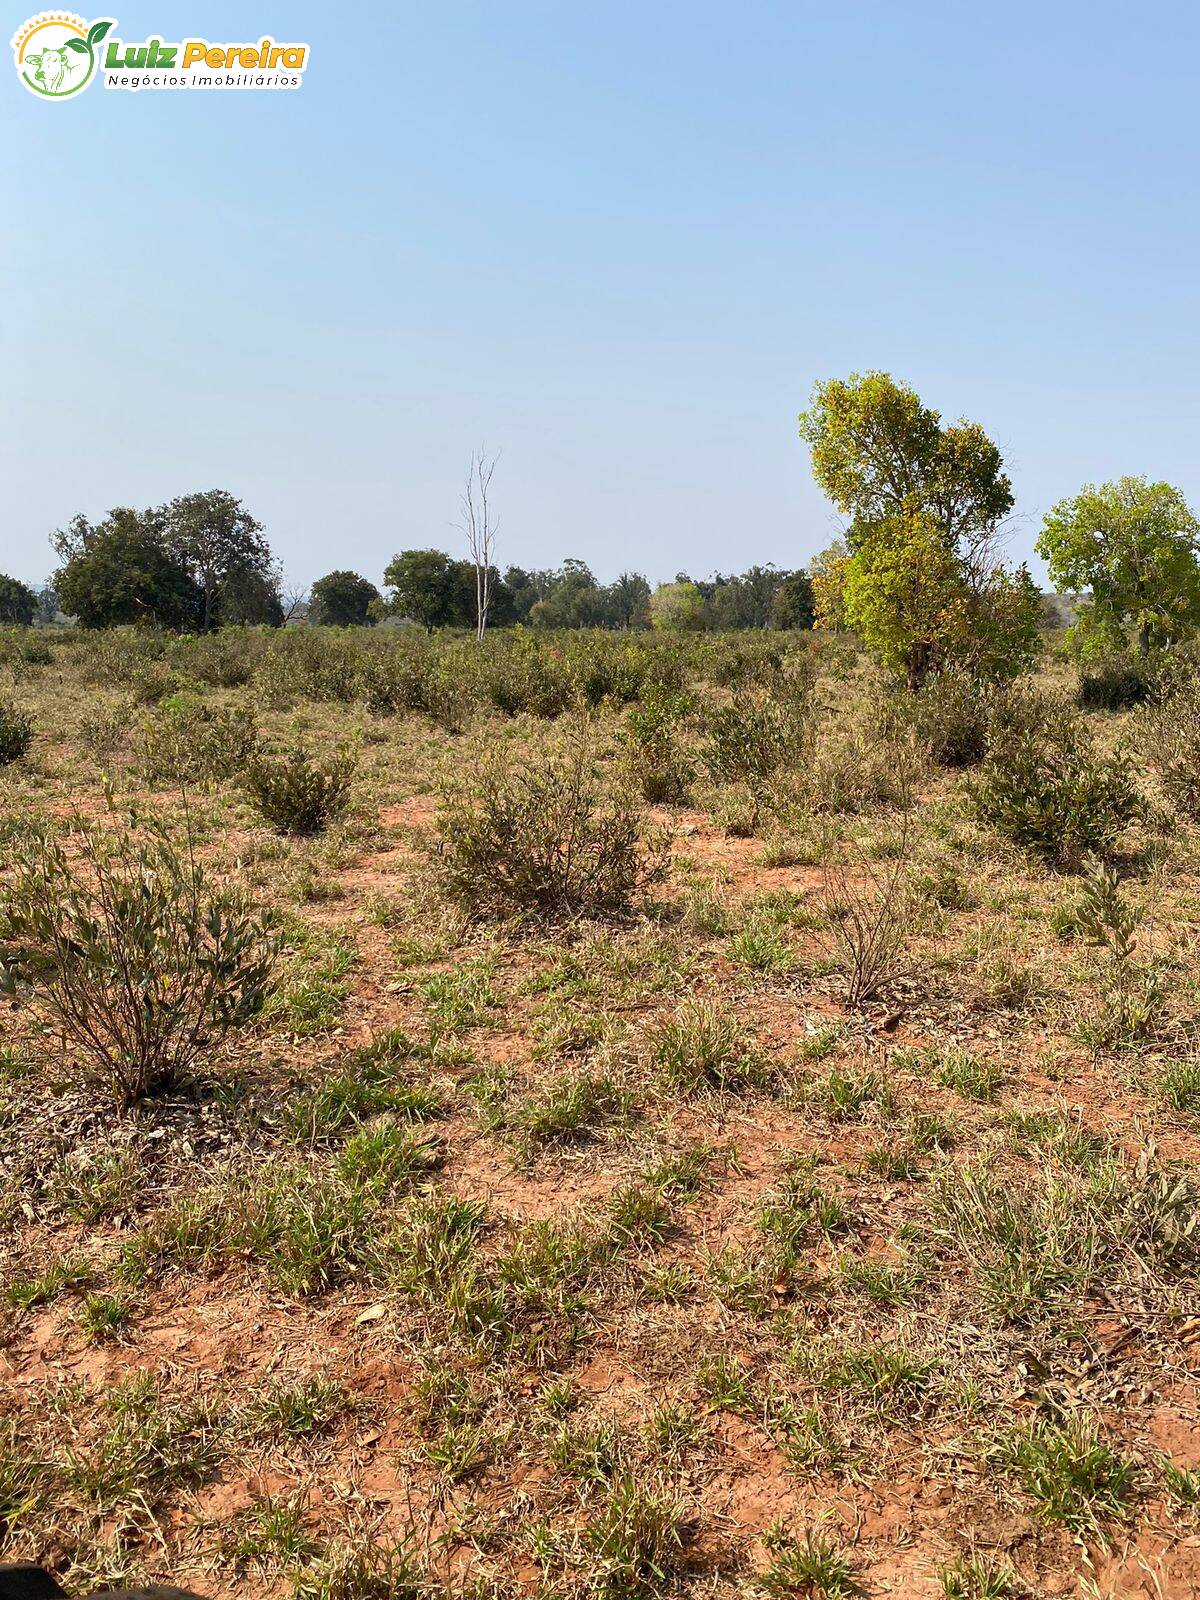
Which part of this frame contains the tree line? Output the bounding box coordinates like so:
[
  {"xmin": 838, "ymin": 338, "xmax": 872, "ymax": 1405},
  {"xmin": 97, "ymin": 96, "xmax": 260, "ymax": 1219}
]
[{"xmin": 4, "ymin": 373, "xmax": 1198, "ymax": 683}]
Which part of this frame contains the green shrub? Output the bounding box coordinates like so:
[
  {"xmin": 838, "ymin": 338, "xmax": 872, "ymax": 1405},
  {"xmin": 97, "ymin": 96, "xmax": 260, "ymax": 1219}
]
[
  {"xmin": 703, "ymin": 691, "xmax": 809, "ymax": 788},
  {"xmin": 623, "ymin": 688, "xmax": 694, "ymax": 803},
  {"xmin": 0, "ymin": 814, "xmax": 276, "ymax": 1104},
  {"xmin": 1078, "ymin": 650, "xmax": 1158, "ymax": 710},
  {"xmin": 0, "ymin": 702, "xmax": 32, "ymax": 765},
  {"xmin": 973, "ymin": 717, "xmax": 1142, "ymax": 866},
  {"xmin": 435, "ymin": 737, "xmax": 669, "ymax": 923},
  {"xmin": 245, "ymin": 745, "xmax": 355, "ymax": 834},
  {"xmin": 140, "ymin": 693, "xmax": 260, "ymax": 783},
  {"xmin": 1136, "ymin": 676, "xmax": 1200, "ymax": 819},
  {"xmin": 908, "ymin": 670, "xmax": 993, "ymax": 768}
]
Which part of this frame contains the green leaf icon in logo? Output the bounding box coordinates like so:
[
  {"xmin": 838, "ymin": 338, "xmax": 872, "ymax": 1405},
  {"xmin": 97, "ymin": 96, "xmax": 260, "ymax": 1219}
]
[
  {"xmin": 64, "ymin": 37, "xmax": 88, "ymax": 52},
  {"xmin": 87, "ymin": 20, "xmax": 113, "ymax": 46}
]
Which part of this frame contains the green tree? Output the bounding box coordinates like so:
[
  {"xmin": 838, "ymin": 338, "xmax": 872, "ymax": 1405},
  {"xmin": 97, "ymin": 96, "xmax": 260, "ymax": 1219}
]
[
  {"xmin": 54, "ymin": 509, "xmax": 203, "ymax": 630},
  {"xmin": 771, "ymin": 571, "xmax": 816, "ymax": 630},
  {"xmin": 799, "ymin": 371, "xmax": 1013, "ymax": 557},
  {"xmin": 648, "ymin": 580, "xmax": 705, "ymax": 632},
  {"xmin": 309, "ymin": 570, "xmax": 381, "ymax": 627},
  {"xmin": 1036, "ymin": 477, "xmax": 1200, "ymax": 655},
  {"xmin": 383, "ymin": 548, "xmax": 466, "ymax": 629},
  {"xmin": 0, "ymin": 575, "xmax": 37, "ymax": 625},
  {"xmin": 842, "ymin": 513, "xmax": 971, "ymax": 690},
  {"xmin": 163, "ymin": 490, "xmax": 276, "ymax": 632}
]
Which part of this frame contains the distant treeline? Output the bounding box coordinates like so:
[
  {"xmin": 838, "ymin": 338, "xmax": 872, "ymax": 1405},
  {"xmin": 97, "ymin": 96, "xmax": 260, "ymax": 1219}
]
[
  {"xmin": 0, "ymin": 493, "xmax": 816, "ymax": 632},
  {"xmin": 362, "ymin": 552, "xmax": 814, "ymax": 632}
]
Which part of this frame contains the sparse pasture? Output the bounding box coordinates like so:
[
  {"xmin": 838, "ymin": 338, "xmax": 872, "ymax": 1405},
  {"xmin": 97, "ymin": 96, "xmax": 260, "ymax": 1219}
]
[{"xmin": 2, "ymin": 623, "xmax": 1199, "ymax": 1600}]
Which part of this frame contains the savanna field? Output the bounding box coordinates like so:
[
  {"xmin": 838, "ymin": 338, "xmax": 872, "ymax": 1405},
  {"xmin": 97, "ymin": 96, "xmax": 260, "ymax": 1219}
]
[{"xmin": 4, "ymin": 623, "xmax": 1200, "ymax": 1600}]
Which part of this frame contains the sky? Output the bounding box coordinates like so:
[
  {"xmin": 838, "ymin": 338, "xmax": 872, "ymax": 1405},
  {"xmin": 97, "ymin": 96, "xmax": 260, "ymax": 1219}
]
[{"xmin": 3, "ymin": 1, "xmax": 1198, "ymax": 591}]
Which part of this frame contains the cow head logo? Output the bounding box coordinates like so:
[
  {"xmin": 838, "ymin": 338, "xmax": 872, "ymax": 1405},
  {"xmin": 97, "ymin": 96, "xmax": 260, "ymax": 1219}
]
[{"xmin": 12, "ymin": 13, "xmax": 114, "ymax": 97}]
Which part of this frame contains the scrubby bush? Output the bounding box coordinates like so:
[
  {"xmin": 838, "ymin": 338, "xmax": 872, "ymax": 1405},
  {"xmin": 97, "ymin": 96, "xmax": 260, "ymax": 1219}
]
[
  {"xmin": 906, "ymin": 670, "xmax": 993, "ymax": 768},
  {"xmin": 703, "ymin": 691, "xmax": 809, "ymax": 789},
  {"xmin": 435, "ymin": 734, "xmax": 669, "ymax": 922},
  {"xmin": 0, "ymin": 702, "xmax": 32, "ymax": 765},
  {"xmin": 623, "ymin": 688, "xmax": 694, "ymax": 804},
  {"xmin": 484, "ymin": 631, "xmax": 577, "ymax": 719},
  {"xmin": 1135, "ymin": 676, "xmax": 1200, "ymax": 819},
  {"xmin": 1078, "ymin": 651, "xmax": 1159, "ymax": 710},
  {"xmin": 245, "ymin": 745, "xmax": 355, "ymax": 835},
  {"xmin": 140, "ymin": 693, "xmax": 260, "ymax": 784},
  {"xmin": 0, "ymin": 814, "xmax": 276, "ymax": 1104},
  {"xmin": 973, "ymin": 715, "xmax": 1143, "ymax": 866}
]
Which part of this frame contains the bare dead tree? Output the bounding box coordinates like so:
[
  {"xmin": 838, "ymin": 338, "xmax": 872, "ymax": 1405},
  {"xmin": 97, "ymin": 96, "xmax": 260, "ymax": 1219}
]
[
  {"xmin": 461, "ymin": 448, "xmax": 500, "ymax": 642},
  {"xmin": 279, "ymin": 579, "xmax": 310, "ymax": 625}
]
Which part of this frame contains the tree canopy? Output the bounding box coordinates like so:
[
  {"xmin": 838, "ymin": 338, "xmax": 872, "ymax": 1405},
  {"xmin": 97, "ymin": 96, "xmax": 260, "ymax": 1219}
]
[
  {"xmin": 51, "ymin": 492, "xmax": 280, "ymax": 631},
  {"xmin": 309, "ymin": 570, "xmax": 381, "ymax": 627},
  {"xmin": 54, "ymin": 509, "xmax": 204, "ymax": 630},
  {"xmin": 0, "ymin": 575, "xmax": 37, "ymax": 626},
  {"xmin": 799, "ymin": 370, "xmax": 1013, "ymax": 561},
  {"xmin": 1036, "ymin": 477, "xmax": 1200, "ymax": 654}
]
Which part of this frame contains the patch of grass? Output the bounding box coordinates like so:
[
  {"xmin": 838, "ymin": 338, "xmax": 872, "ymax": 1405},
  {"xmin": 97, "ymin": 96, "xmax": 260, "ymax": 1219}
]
[
  {"xmin": 516, "ymin": 1071, "xmax": 631, "ymax": 1151},
  {"xmin": 5, "ymin": 1258, "xmax": 90, "ymax": 1312},
  {"xmin": 62, "ymin": 1372, "xmax": 225, "ymax": 1508},
  {"xmin": 418, "ymin": 959, "xmax": 500, "ymax": 1043},
  {"xmin": 252, "ymin": 1374, "xmax": 353, "ymax": 1439},
  {"xmin": 729, "ymin": 908, "xmax": 792, "ymax": 973},
  {"xmin": 286, "ymin": 1033, "xmax": 441, "ymax": 1144},
  {"xmin": 271, "ymin": 936, "xmax": 357, "ymax": 1036},
  {"xmin": 289, "ymin": 1534, "xmax": 426, "ymax": 1600},
  {"xmin": 933, "ymin": 1049, "xmax": 1004, "ymax": 1102},
  {"xmin": 649, "ymin": 999, "xmax": 766, "ymax": 1092},
  {"xmin": 77, "ymin": 1290, "xmax": 137, "ymax": 1342},
  {"xmin": 1159, "ymin": 1055, "xmax": 1200, "ymax": 1114},
  {"xmin": 577, "ymin": 1470, "xmax": 689, "ymax": 1600},
  {"xmin": 997, "ymin": 1415, "xmax": 1138, "ymax": 1539},
  {"xmin": 759, "ymin": 1526, "xmax": 864, "ymax": 1598},
  {"xmin": 231, "ymin": 1497, "xmax": 320, "ymax": 1571},
  {"xmin": 813, "ymin": 1064, "xmax": 896, "ymax": 1120},
  {"xmin": 51, "ymin": 1139, "xmax": 143, "ymax": 1223},
  {"xmin": 938, "ymin": 1552, "xmax": 1017, "ymax": 1599},
  {"xmin": 836, "ymin": 1252, "xmax": 923, "ymax": 1306}
]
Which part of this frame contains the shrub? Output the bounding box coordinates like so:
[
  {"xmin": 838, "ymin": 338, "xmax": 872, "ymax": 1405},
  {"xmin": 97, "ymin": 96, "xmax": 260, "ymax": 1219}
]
[
  {"xmin": 623, "ymin": 688, "xmax": 694, "ymax": 804},
  {"xmin": 140, "ymin": 693, "xmax": 260, "ymax": 783},
  {"xmin": 435, "ymin": 736, "xmax": 669, "ymax": 923},
  {"xmin": 703, "ymin": 691, "xmax": 809, "ymax": 789},
  {"xmin": 0, "ymin": 702, "xmax": 32, "ymax": 765},
  {"xmin": 973, "ymin": 717, "xmax": 1142, "ymax": 866},
  {"xmin": 0, "ymin": 813, "xmax": 276, "ymax": 1104},
  {"xmin": 907, "ymin": 670, "xmax": 993, "ymax": 768},
  {"xmin": 1078, "ymin": 650, "xmax": 1159, "ymax": 710},
  {"xmin": 1136, "ymin": 677, "xmax": 1200, "ymax": 819},
  {"xmin": 245, "ymin": 745, "xmax": 355, "ymax": 834}
]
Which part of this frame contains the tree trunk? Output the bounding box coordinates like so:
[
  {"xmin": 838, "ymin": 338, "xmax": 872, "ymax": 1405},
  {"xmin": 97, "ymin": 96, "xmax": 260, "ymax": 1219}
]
[{"xmin": 1137, "ymin": 618, "xmax": 1151, "ymax": 656}]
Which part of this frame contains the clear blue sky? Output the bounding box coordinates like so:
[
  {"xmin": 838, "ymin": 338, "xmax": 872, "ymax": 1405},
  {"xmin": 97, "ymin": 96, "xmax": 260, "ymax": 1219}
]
[{"xmin": 3, "ymin": 1, "xmax": 1198, "ymax": 590}]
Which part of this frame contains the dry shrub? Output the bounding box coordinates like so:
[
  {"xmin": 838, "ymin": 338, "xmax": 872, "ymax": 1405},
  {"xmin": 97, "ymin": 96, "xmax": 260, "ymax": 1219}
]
[
  {"xmin": 435, "ymin": 733, "xmax": 669, "ymax": 924},
  {"xmin": 0, "ymin": 702, "xmax": 32, "ymax": 765},
  {"xmin": 1136, "ymin": 675, "xmax": 1200, "ymax": 820},
  {"xmin": 0, "ymin": 811, "xmax": 276, "ymax": 1104},
  {"xmin": 821, "ymin": 813, "xmax": 918, "ymax": 1007}
]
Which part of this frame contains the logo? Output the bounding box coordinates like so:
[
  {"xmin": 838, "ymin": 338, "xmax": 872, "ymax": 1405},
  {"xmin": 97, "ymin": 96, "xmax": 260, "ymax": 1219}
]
[
  {"xmin": 11, "ymin": 14, "xmax": 310, "ymax": 95},
  {"xmin": 11, "ymin": 12, "xmax": 113, "ymax": 97}
]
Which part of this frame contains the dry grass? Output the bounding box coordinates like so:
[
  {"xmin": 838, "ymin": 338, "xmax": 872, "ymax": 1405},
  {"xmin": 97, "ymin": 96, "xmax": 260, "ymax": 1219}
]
[{"xmin": 1, "ymin": 625, "xmax": 1199, "ymax": 1599}]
